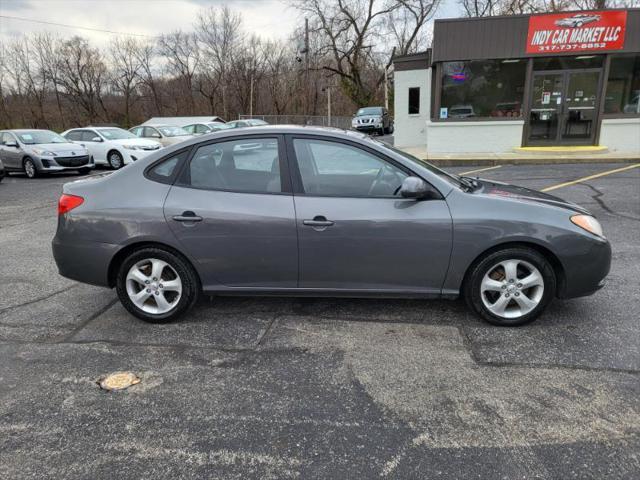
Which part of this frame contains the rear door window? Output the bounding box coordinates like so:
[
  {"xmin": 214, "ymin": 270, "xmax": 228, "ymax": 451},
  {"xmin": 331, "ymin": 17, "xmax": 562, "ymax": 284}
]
[{"xmin": 179, "ymin": 138, "xmax": 282, "ymax": 193}]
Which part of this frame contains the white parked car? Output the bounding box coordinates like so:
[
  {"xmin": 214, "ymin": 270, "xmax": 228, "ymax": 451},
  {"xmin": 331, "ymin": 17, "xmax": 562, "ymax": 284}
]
[
  {"xmin": 129, "ymin": 124, "xmax": 193, "ymax": 147},
  {"xmin": 62, "ymin": 127, "xmax": 162, "ymax": 169}
]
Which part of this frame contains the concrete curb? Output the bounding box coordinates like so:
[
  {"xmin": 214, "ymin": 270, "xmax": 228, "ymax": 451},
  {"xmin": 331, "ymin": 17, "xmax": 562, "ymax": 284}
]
[{"xmin": 420, "ymin": 156, "xmax": 640, "ymax": 167}]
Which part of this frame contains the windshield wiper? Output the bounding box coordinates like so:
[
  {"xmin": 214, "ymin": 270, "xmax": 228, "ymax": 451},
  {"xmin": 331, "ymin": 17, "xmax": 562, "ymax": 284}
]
[{"xmin": 458, "ymin": 176, "xmax": 480, "ymax": 192}]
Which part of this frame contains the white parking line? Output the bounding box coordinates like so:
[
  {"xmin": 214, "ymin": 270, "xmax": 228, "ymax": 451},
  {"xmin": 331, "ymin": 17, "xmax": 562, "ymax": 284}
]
[{"xmin": 459, "ymin": 165, "xmax": 502, "ymax": 176}]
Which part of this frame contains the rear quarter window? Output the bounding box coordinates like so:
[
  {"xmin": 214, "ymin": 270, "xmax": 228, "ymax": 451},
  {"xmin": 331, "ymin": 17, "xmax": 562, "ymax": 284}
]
[{"xmin": 145, "ymin": 150, "xmax": 190, "ymax": 184}]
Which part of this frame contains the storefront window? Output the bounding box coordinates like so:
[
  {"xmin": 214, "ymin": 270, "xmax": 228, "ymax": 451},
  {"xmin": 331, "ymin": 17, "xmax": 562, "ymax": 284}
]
[
  {"xmin": 439, "ymin": 59, "xmax": 526, "ymax": 120},
  {"xmin": 604, "ymin": 55, "xmax": 640, "ymax": 116}
]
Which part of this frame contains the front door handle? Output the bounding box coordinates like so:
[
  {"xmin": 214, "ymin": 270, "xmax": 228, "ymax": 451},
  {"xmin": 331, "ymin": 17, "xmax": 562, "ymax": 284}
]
[
  {"xmin": 172, "ymin": 211, "xmax": 202, "ymax": 222},
  {"xmin": 303, "ymin": 216, "xmax": 334, "ymax": 228}
]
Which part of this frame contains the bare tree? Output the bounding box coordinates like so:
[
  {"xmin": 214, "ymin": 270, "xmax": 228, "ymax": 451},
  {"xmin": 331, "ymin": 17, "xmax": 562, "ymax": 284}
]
[
  {"xmin": 290, "ymin": 0, "xmax": 436, "ymax": 107},
  {"xmin": 158, "ymin": 31, "xmax": 200, "ymax": 114},
  {"xmin": 56, "ymin": 36, "xmax": 108, "ymax": 124},
  {"xmin": 109, "ymin": 37, "xmax": 143, "ymax": 127},
  {"xmin": 196, "ymin": 6, "xmax": 243, "ymax": 118},
  {"xmin": 386, "ymin": 0, "xmax": 440, "ymax": 55}
]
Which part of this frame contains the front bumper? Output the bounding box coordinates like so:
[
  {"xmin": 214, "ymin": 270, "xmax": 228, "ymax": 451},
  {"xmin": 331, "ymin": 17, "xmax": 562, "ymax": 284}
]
[
  {"xmin": 353, "ymin": 124, "xmax": 383, "ymax": 132},
  {"xmin": 122, "ymin": 148, "xmax": 159, "ymax": 164},
  {"xmin": 39, "ymin": 155, "xmax": 93, "ymax": 171},
  {"xmin": 557, "ymin": 237, "xmax": 611, "ymax": 299}
]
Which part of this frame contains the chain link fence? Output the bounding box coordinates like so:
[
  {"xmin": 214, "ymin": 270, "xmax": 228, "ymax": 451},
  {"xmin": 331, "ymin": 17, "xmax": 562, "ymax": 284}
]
[{"xmin": 238, "ymin": 115, "xmax": 352, "ymax": 130}]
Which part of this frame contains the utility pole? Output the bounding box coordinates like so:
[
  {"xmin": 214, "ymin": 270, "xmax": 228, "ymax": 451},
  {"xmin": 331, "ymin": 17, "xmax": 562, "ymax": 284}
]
[
  {"xmin": 384, "ymin": 66, "xmax": 389, "ymax": 110},
  {"xmin": 325, "ymin": 84, "xmax": 332, "ymax": 127},
  {"xmin": 305, "ymin": 18, "xmax": 310, "ymax": 123},
  {"xmin": 249, "ymin": 74, "xmax": 254, "ymax": 117}
]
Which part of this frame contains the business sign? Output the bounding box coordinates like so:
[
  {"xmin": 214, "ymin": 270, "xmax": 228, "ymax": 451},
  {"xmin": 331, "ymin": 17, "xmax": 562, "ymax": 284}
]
[{"xmin": 526, "ymin": 10, "xmax": 627, "ymax": 54}]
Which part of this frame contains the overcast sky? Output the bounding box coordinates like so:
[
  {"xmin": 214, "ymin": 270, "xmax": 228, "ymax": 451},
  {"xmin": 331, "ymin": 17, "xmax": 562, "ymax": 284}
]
[{"xmin": 0, "ymin": 0, "xmax": 461, "ymax": 47}]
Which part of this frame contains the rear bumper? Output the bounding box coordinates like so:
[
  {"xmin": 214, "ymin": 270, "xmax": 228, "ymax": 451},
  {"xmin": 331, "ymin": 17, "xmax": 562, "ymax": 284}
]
[
  {"xmin": 557, "ymin": 237, "xmax": 611, "ymax": 299},
  {"xmin": 52, "ymin": 236, "xmax": 117, "ymax": 287}
]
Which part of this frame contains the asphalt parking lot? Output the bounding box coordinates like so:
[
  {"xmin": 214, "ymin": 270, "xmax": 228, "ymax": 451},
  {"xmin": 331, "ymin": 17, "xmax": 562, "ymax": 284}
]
[{"xmin": 1, "ymin": 161, "xmax": 639, "ymax": 479}]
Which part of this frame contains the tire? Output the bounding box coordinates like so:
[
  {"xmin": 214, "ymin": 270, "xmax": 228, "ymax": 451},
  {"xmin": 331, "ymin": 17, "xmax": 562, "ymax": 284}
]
[
  {"xmin": 78, "ymin": 167, "xmax": 91, "ymax": 175},
  {"xmin": 464, "ymin": 247, "xmax": 556, "ymax": 326},
  {"xmin": 108, "ymin": 150, "xmax": 124, "ymax": 170},
  {"xmin": 23, "ymin": 157, "xmax": 39, "ymax": 178},
  {"xmin": 116, "ymin": 247, "xmax": 200, "ymax": 323}
]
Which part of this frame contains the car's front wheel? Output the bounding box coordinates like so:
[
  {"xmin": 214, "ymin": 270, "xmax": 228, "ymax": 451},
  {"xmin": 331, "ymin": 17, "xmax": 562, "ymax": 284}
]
[
  {"xmin": 464, "ymin": 247, "xmax": 556, "ymax": 326},
  {"xmin": 116, "ymin": 247, "xmax": 200, "ymax": 323},
  {"xmin": 23, "ymin": 157, "xmax": 39, "ymax": 178},
  {"xmin": 108, "ymin": 151, "xmax": 124, "ymax": 169}
]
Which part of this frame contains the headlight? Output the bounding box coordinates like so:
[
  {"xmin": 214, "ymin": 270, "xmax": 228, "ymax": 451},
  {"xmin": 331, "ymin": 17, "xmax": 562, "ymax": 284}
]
[
  {"xmin": 123, "ymin": 145, "xmax": 139, "ymax": 150},
  {"xmin": 571, "ymin": 214, "xmax": 604, "ymax": 238},
  {"xmin": 33, "ymin": 148, "xmax": 55, "ymax": 156}
]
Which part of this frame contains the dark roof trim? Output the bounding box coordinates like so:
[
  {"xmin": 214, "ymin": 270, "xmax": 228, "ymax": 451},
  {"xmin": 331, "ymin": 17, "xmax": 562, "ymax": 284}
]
[
  {"xmin": 392, "ymin": 50, "xmax": 432, "ymax": 71},
  {"xmin": 432, "ymin": 8, "xmax": 639, "ymax": 62},
  {"xmin": 434, "ymin": 7, "xmax": 637, "ymax": 24}
]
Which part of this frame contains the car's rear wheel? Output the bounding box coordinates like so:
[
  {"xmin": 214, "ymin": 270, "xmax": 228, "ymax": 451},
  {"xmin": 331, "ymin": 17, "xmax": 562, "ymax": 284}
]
[
  {"xmin": 108, "ymin": 151, "xmax": 124, "ymax": 169},
  {"xmin": 23, "ymin": 158, "xmax": 38, "ymax": 178},
  {"xmin": 116, "ymin": 247, "xmax": 200, "ymax": 323},
  {"xmin": 464, "ymin": 247, "xmax": 556, "ymax": 326}
]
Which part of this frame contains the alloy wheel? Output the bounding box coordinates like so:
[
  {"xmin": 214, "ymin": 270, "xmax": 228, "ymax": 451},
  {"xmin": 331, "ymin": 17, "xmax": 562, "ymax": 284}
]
[
  {"xmin": 125, "ymin": 258, "xmax": 182, "ymax": 315},
  {"xmin": 24, "ymin": 159, "xmax": 36, "ymax": 178},
  {"xmin": 480, "ymin": 259, "xmax": 544, "ymax": 319},
  {"xmin": 109, "ymin": 152, "xmax": 123, "ymax": 169}
]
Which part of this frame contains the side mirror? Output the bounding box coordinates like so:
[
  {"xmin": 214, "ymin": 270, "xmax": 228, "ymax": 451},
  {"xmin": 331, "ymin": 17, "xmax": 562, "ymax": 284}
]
[
  {"xmin": 151, "ymin": 133, "xmax": 162, "ymax": 138},
  {"xmin": 91, "ymin": 136, "xmax": 102, "ymax": 142},
  {"xmin": 399, "ymin": 176, "xmax": 432, "ymax": 199},
  {"xmin": 5, "ymin": 141, "xmax": 18, "ymax": 148}
]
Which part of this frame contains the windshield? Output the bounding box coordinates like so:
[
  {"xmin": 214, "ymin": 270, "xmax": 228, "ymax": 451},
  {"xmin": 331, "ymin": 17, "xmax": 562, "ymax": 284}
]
[
  {"xmin": 373, "ymin": 141, "xmax": 464, "ymax": 189},
  {"xmin": 209, "ymin": 123, "xmax": 233, "ymax": 130},
  {"xmin": 97, "ymin": 128, "xmax": 137, "ymax": 140},
  {"xmin": 248, "ymin": 119, "xmax": 268, "ymax": 126},
  {"xmin": 158, "ymin": 126, "xmax": 190, "ymax": 137},
  {"xmin": 356, "ymin": 107, "xmax": 383, "ymax": 116},
  {"xmin": 17, "ymin": 130, "xmax": 68, "ymax": 145}
]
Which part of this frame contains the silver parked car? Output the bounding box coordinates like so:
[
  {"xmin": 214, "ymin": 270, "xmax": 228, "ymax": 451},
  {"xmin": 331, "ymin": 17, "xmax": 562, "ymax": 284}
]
[
  {"xmin": 52, "ymin": 127, "xmax": 610, "ymax": 326},
  {"xmin": 0, "ymin": 130, "xmax": 93, "ymax": 178},
  {"xmin": 129, "ymin": 124, "xmax": 193, "ymax": 147}
]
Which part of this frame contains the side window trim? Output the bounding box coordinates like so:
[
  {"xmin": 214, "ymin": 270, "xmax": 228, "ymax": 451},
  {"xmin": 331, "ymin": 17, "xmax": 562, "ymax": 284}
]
[
  {"xmin": 144, "ymin": 146, "xmax": 194, "ymax": 185},
  {"xmin": 284, "ymin": 134, "xmax": 424, "ymax": 198},
  {"xmin": 176, "ymin": 134, "xmax": 293, "ymax": 195}
]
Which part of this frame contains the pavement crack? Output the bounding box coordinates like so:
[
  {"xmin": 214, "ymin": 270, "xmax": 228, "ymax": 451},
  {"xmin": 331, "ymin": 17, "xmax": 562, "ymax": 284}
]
[
  {"xmin": 61, "ymin": 297, "xmax": 118, "ymax": 342},
  {"xmin": 457, "ymin": 326, "xmax": 639, "ymax": 375},
  {"xmin": 254, "ymin": 314, "xmax": 279, "ymax": 347},
  {"xmin": 0, "ymin": 284, "xmax": 79, "ymax": 316},
  {"xmin": 580, "ymin": 182, "xmax": 640, "ymax": 222}
]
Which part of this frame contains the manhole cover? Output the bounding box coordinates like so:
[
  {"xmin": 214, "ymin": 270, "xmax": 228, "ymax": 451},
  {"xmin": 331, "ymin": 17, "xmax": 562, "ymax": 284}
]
[{"xmin": 98, "ymin": 372, "xmax": 141, "ymax": 391}]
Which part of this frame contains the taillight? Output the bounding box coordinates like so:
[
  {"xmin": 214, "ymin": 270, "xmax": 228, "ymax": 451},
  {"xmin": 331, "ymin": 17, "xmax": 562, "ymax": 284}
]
[{"xmin": 58, "ymin": 194, "xmax": 84, "ymax": 215}]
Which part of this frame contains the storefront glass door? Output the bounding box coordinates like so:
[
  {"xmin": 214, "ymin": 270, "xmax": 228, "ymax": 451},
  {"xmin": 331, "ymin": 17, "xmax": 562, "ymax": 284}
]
[{"xmin": 526, "ymin": 69, "xmax": 601, "ymax": 145}]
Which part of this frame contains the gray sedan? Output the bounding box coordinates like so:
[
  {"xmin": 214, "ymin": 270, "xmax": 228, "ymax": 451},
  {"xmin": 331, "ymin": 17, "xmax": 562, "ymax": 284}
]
[
  {"xmin": 0, "ymin": 129, "xmax": 93, "ymax": 178},
  {"xmin": 52, "ymin": 126, "xmax": 611, "ymax": 326}
]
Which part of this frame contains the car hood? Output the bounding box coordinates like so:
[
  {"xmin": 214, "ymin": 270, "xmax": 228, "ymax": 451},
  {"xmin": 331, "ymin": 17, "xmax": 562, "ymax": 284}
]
[
  {"xmin": 475, "ymin": 178, "xmax": 591, "ymax": 215},
  {"xmin": 27, "ymin": 143, "xmax": 87, "ymax": 155},
  {"xmin": 109, "ymin": 138, "xmax": 161, "ymax": 147}
]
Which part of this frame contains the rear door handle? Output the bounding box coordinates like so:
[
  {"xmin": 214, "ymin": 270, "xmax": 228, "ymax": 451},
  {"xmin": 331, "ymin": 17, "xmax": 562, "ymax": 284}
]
[
  {"xmin": 303, "ymin": 216, "xmax": 334, "ymax": 228},
  {"xmin": 172, "ymin": 211, "xmax": 202, "ymax": 222}
]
